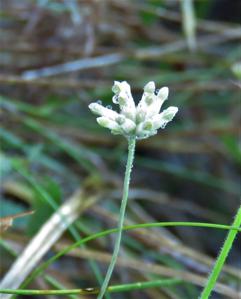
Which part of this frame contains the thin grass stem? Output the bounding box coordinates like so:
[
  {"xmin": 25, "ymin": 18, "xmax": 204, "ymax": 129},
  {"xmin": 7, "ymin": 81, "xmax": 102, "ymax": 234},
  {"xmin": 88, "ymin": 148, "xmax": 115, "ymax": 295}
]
[
  {"xmin": 17, "ymin": 221, "xmax": 241, "ymax": 290},
  {"xmin": 0, "ymin": 278, "xmax": 181, "ymax": 296}
]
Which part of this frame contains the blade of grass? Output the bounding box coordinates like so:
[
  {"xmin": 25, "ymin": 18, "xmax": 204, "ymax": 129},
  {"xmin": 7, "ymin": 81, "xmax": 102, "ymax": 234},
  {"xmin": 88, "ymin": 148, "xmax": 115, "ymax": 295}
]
[
  {"xmin": 0, "ymin": 278, "xmax": 182, "ymax": 296},
  {"xmin": 180, "ymin": 0, "xmax": 196, "ymax": 51},
  {"xmin": 20, "ymin": 221, "xmax": 241, "ymax": 289},
  {"xmin": 1, "ymin": 162, "xmax": 107, "ymax": 298}
]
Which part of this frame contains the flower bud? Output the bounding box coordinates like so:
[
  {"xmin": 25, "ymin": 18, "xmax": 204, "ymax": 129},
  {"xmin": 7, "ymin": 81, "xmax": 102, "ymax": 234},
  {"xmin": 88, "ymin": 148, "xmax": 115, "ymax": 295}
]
[
  {"xmin": 136, "ymin": 109, "xmax": 146, "ymax": 123},
  {"xmin": 121, "ymin": 106, "xmax": 136, "ymax": 121},
  {"xmin": 89, "ymin": 81, "xmax": 178, "ymax": 140},
  {"xmin": 144, "ymin": 81, "xmax": 155, "ymax": 93},
  {"xmin": 151, "ymin": 106, "xmax": 178, "ymax": 130},
  {"xmin": 97, "ymin": 117, "xmax": 120, "ymax": 131},
  {"xmin": 143, "ymin": 120, "xmax": 153, "ymax": 130},
  {"xmin": 161, "ymin": 106, "xmax": 178, "ymax": 121},
  {"xmin": 145, "ymin": 94, "xmax": 154, "ymax": 105},
  {"xmin": 121, "ymin": 118, "xmax": 136, "ymax": 134},
  {"xmin": 116, "ymin": 115, "xmax": 126, "ymax": 125},
  {"xmin": 112, "ymin": 81, "xmax": 131, "ymax": 95},
  {"xmin": 157, "ymin": 87, "xmax": 169, "ymax": 101},
  {"xmin": 118, "ymin": 91, "xmax": 128, "ymax": 106},
  {"xmin": 89, "ymin": 103, "xmax": 119, "ymax": 120},
  {"xmin": 112, "ymin": 81, "xmax": 122, "ymax": 94}
]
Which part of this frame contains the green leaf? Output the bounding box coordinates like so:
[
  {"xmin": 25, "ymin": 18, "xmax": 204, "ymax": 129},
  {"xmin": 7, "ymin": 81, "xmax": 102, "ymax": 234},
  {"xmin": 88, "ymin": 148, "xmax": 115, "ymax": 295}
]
[{"xmin": 221, "ymin": 135, "xmax": 241, "ymax": 164}]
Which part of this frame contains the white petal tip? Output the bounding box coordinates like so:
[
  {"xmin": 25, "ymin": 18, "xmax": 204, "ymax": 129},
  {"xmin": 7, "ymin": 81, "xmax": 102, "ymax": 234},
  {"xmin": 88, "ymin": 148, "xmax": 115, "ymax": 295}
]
[
  {"xmin": 144, "ymin": 81, "xmax": 155, "ymax": 93},
  {"xmin": 163, "ymin": 106, "xmax": 178, "ymax": 121},
  {"xmin": 88, "ymin": 102, "xmax": 103, "ymax": 115},
  {"xmin": 88, "ymin": 103, "xmax": 95, "ymax": 109},
  {"xmin": 97, "ymin": 117, "xmax": 120, "ymax": 131},
  {"xmin": 96, "ymin": 117, "xmax": 107, "ymax": 126},
  {"xmin": 157, "ymin": 87, "xmax": 169, "ymax": 100},
  {"xmin": 112, "ymin": 81, "xmax": 121, "ymax": 93},
  {"xmin": 169, "ymin": 106, "xmax": 178, "ymax": 113}
]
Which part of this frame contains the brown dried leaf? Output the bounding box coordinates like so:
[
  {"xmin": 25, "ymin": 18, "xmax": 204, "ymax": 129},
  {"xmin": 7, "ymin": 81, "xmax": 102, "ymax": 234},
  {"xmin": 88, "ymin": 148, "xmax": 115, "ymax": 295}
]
[{"xmin": 0, "ymin": 211, "xmax": 34, "ymax": 234}]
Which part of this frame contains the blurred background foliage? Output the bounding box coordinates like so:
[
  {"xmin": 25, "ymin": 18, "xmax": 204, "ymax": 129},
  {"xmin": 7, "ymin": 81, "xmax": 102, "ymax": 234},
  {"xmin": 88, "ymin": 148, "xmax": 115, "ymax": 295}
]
[{"xmin": 0, "ymin": 0, "xmax": 240, "ymax": 298}]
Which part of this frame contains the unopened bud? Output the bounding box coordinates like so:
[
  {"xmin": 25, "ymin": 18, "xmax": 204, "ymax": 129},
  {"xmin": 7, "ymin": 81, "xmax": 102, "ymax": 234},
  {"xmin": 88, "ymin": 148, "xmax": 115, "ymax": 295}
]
[
  {"xmin": 157, "ymin": 87, "xmax": 169, "ymax": 101},
  {"xmin": 144, "ymin": 81, "xmax": 155, "ymax": 93}
]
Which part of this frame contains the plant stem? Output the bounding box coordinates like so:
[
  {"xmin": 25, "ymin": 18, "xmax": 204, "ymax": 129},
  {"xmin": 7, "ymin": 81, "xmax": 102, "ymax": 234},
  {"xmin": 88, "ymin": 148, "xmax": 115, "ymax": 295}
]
[
  {"xmin": 97, "ymin": 136, "xmax": 136, "ymax": 299},
  {"xmin": 0, "ymin": 278, "xmax": 182, "ymax": 296},
  {"xmin": 18, "ymin": 222, "xmax": 241, "ymax": 290},
  {"xmin": 199, "ymin": 204, "xmax": 241, "ymax": 299}
]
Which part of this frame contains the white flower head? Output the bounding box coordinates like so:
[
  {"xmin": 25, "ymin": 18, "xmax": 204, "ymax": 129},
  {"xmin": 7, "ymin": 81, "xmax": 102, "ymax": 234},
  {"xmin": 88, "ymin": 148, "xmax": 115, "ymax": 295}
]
[{"xmin": 89, "ymin": 81, "xmax": 178, "ymax": 140}]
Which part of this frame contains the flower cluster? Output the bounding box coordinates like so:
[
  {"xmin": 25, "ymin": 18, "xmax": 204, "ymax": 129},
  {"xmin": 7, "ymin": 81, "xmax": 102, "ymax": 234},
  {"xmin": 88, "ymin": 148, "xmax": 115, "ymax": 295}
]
[{"xmin": 89, "ymin": 81, "xmax": 178, "ymax": 139}]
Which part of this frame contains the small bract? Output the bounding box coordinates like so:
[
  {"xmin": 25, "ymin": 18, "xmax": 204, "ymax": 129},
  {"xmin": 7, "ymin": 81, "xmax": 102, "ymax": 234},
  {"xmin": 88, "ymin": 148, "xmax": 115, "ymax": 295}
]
[{"xmin": 89, "ymin": 81, "xmax": 178, "ymax": 139}]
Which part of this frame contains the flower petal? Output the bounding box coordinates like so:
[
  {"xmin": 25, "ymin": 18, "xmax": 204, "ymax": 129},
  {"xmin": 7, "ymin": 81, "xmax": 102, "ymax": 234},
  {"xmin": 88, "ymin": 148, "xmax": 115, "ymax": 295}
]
[
  {"xmin": 112, "ymin": 81, "xmax": 130, "ymax": 94},
  {"xmin": 120, "ymin": 118, "xmax": 136, "ymax": 134},
  {"xmin": 161, "ymin": 106, "xmax": 178, "ymax": 121},
  {"xmin": 89, "ymin": 103, "xmax": 119, "ymax": 120},
  {"xmin": 143, "ymin": 81, "xmax": 155, "ymax": 93},
  {"xmin": 137, "ymin": 91, "xmax": 155, "ymax": 120},
  {"xmin": 89, "ymin": 81, "xmax": 177, "ymax": 140},
  {"xmin": 151, "ymin": 106, "xmax": 178, "ymax": 130},
  {"xmin": 157, "ymin": 87, "xmax": 169, "ymax": 101},
  {"xmin": 145, "ymin": 87, "xmax": 169, "ymax": 118},
  {"xmin": 112, "ymin": 81, "xmax": 136, "ymax": 112},
  {"xmin": 97, "ymin": 117, "xmax": 121, "ymax": 131}
]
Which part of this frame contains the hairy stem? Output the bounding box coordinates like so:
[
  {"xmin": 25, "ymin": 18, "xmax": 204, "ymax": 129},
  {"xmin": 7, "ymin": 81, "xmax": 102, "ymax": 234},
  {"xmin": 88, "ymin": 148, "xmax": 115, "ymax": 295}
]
[
  {"xmin": 199, "ymin": 204, "xmax": 241, "ymax": 299},
  {"xmin": 97, "ymin": 136, "xmax": 136, "ymax": 299}
]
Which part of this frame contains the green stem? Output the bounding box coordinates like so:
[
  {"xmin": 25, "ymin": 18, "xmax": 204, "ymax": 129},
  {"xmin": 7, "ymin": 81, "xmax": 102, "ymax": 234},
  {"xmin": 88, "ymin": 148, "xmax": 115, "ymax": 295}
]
[
  {"xmin": 97, "ymin": 136, "xmax": 136, "ymax": 299},
  {"xmin": 15, "ymin": 222, "xmax": 241, "ymax": 290},
  {"xmin": 0, "ymin": 278, "xmax": 181, "ymax": 296},
  {"xmin": 200, "ymin": 204, "xmax": 241, "ymax": 299}
]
